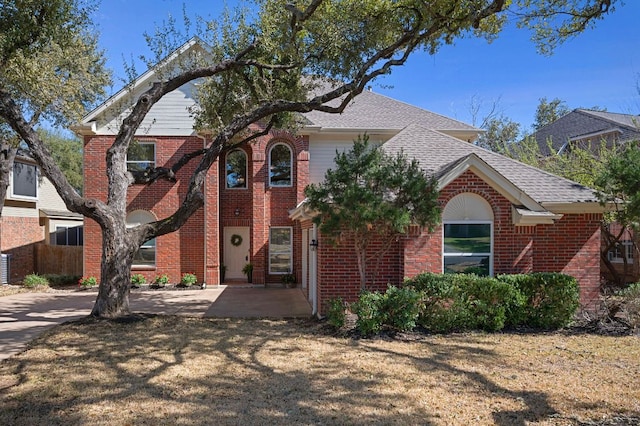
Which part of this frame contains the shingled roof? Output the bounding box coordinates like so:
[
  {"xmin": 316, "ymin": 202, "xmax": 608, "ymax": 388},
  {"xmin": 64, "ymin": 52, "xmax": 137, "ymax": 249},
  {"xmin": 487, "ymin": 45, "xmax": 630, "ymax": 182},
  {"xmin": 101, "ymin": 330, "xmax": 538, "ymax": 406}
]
[
  {"xmin": 532, "ymin": 109, "xmax": 640, "ymax": 156},
  {"xmin": 303, "ymin": 89, "xmax": 476, "ymax": 132},
  {"xmin": 382, "ymin": 124, "xmax": 599, "ymax": 207}
]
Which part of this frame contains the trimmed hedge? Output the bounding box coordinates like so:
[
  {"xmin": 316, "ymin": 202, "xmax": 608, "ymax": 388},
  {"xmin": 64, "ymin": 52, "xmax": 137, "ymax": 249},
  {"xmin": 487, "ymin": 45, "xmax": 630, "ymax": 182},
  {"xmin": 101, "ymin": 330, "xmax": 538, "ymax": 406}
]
[
  {"xmin": 350, "ymin": 272, "xmax": 580, "ymax": 335},
  {"xmin": 496, "ymin": 273, "xmax": 579, "ymax": 329}
]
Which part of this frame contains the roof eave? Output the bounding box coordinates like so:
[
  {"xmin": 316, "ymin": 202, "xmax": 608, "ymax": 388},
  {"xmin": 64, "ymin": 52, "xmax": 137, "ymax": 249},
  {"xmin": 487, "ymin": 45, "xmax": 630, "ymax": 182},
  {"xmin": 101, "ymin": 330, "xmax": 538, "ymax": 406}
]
[{"xmin": 437, "ymin": 153, "xmax": 545, "ymax": 213}]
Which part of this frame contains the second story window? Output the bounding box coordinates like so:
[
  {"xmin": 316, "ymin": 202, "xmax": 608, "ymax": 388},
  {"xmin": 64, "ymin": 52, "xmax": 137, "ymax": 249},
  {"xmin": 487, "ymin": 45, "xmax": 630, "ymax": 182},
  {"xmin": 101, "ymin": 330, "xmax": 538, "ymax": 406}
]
[
  {"xmin": 226, "ymin": 149, "xmax": 247, "ymax": 189},
  {"xmin": 269, "ymin": 143, "xmax": 292, "ymax": 187},
  {"xmin": 11, "ymin": 160, "xmax": 38, "ymax": 200},
  {"xmin": 126, "ymin": 140, "xmax": 155, "ymax": 173}
]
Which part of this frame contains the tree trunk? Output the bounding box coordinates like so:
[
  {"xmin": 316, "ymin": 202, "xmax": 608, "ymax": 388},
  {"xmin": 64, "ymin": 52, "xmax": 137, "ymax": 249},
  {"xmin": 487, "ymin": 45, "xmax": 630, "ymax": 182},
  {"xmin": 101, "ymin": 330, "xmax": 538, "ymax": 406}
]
[{"xmin": 90, "ymin": 225, "xmax": 137, "ymax": 318}]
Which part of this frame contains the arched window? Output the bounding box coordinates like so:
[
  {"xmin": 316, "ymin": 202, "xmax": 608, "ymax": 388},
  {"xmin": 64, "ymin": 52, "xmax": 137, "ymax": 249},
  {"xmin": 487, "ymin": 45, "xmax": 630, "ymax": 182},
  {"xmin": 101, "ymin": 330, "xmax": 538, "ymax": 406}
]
[
  {"xmin": 442, "ymin": 193, "xmax": 493, "ymax": 276},
  {"xmin": 226, "ymin": 149, "xmax": 247, "ymax": 189},
  {"xmin": 269, "ymin": 143, "xmax": 292, "ymax": 187},
  {"xmin": 127, "ymin": 210, "xmax": 156, "ymax": 267}
]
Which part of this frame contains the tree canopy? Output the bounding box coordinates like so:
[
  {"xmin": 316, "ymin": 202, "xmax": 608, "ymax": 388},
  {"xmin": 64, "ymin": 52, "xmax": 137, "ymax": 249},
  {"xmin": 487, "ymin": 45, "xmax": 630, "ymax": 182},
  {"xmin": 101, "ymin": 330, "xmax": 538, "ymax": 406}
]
[
  {"xmin": 0, "ymin": 0, "xmax": 619, "ymax": 317},
  {"xmin": 304, "ymin": 136, "xmax": 441, "ymax": 289}
]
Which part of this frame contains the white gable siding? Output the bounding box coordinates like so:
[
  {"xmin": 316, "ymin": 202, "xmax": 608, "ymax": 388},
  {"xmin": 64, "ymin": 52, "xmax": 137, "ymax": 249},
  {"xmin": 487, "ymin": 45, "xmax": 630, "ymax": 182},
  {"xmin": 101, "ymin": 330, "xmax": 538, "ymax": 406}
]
[
  {"xmin": 93, "ymin": 82, "xmax": 198, "ymax": 136},
  {"xmin": 38, "ymin": 177, "xmax": 69, "ymax": 211},
  {"xmin": 308, "ymin": 133, "xmax": 390, "ymax": 184}
]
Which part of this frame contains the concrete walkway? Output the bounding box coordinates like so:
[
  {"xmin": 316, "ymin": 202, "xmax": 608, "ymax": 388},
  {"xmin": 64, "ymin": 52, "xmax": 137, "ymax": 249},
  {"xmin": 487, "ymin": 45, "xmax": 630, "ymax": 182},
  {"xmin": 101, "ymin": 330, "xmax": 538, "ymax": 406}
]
[{"xmin": 0, "ymin": 286, "xmax": 312, "ymax": 361}]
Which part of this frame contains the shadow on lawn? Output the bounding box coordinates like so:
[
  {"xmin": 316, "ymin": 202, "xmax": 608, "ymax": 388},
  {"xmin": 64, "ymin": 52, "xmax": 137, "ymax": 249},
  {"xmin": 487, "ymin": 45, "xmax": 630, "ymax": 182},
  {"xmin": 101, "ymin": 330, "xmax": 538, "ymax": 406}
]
[{"xmin": 0, "ymin": 316, "xmax": 638, "ymax": 425}]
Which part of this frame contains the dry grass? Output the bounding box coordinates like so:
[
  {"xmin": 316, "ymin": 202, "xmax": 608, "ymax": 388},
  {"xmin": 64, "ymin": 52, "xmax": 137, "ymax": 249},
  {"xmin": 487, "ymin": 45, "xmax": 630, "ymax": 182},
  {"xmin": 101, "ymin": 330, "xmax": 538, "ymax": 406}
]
[
  {"xmin": 0, "ymin": 284, "xmax": 75, "ymax": 297},
  {"xmin": 1, "ymin": 316, "xmax": 639, "ymax": 426}
]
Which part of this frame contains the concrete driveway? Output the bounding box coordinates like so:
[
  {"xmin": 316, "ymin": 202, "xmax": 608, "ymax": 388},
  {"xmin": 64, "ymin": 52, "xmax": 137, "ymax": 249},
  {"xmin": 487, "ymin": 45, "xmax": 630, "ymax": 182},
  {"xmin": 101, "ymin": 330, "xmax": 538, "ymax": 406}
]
[{"xmin": 0, "ymin": 286, "xmax": 312, "ymax": 361}]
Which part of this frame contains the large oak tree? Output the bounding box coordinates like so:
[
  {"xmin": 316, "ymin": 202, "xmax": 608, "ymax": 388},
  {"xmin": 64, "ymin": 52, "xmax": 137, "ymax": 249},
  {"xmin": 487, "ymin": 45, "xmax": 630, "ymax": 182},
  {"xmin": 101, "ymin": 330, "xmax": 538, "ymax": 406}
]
[{"xmin": 0, "ymin": 0, "xmax": 618, "ymax": 317}]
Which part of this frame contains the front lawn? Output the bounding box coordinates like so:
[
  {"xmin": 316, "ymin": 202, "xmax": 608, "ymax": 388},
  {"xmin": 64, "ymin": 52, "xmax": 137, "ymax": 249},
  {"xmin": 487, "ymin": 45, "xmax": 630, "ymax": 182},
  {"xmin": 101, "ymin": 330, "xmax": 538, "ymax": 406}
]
[{"xmin": 1, "ymin": 317, "xmax": 638, "ymax": 425}]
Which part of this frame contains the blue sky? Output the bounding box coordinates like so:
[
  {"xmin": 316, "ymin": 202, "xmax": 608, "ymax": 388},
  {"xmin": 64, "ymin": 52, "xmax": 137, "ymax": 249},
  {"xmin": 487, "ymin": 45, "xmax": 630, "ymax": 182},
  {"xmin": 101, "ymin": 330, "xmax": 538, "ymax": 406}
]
[{"xmin": 93, "ymin": 1, "xmax": 640, "ymax": 132}]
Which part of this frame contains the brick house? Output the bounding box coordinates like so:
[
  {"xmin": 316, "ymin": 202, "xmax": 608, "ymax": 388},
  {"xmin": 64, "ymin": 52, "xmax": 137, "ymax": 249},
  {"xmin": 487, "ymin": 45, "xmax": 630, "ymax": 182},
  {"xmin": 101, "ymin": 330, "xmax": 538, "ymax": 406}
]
[
  {"xmin": 1, "ymin": 150, "xmax": 83, "ymax": 283},
  {"xmin": 77, "ymin": 42, "xmax": 605, "ymax": 315}
]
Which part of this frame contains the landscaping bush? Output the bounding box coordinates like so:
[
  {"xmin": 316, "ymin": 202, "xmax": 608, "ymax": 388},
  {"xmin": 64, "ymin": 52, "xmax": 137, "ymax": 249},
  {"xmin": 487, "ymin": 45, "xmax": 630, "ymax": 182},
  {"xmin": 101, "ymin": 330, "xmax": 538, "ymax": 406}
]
[
  {"xmin": 452, "ymin": 274, "xmax": 525, "ymax": 332},
  {"xmin": 153, "ymin": 274, "xmax": 169, "ymax": 287},
  {"xmin": 23, "ymin": 274, "xmax": 49, "ymax": 288},
  {"xmin": 42, "ymin": 274, "xmax": 81, "ymax": 286},
  {"xmin": 497, "ymin": 272, "xmax": 579, "ymax": 329},
  {"xmin": 326, "ymin": 297, "xmax": 347, "ymax": 329},
  {"xmin": 131, "ymin": 273, "xmax": 146, "ymax": 287},
  {"xmin": 78, "ymin": 276, "xmax": 98, "ymax": 289},
  {"xmin": 618, "ymin": 282, "xmax": 640, "ymax": 329},
  {"xmin": 352, "ymin": 291, "xmax": 385, "ymax": 336},
  {"xmin": 180, "ymin": 273, "xmax": 197, "ymax": 287},
  {"xmin": 404, "ymin": 273, "xmax": 473, "ymax": 333},
  {"xmin": 381, "ymin": 285, "xmax": 423, "ymax": 332}
]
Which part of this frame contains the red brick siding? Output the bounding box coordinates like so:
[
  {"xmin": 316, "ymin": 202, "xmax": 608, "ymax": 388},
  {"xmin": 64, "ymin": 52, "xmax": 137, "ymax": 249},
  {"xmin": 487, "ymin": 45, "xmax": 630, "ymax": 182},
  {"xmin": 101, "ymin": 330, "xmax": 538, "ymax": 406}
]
[
  {"xmin": 316, "ymin": 169, "xmax": 602, "ymax": 314},
  {"xmin": 84, "ymin": 136, "xmax": 206, "ymax": 284},
  {"xmin": 0, "ymin": 216, "xmax": 44, "ymax": 282},
  {"xmin": 84, "ymin": 130, "xmax": 310, "ymax": 287}
]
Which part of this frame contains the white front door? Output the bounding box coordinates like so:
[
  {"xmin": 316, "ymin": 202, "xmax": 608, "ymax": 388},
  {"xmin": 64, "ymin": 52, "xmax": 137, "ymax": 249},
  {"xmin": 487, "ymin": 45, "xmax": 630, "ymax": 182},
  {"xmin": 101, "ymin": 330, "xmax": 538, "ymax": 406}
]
[{"xmin": 224, "ymin": 226, "xmax": 250, "ymax": 281}]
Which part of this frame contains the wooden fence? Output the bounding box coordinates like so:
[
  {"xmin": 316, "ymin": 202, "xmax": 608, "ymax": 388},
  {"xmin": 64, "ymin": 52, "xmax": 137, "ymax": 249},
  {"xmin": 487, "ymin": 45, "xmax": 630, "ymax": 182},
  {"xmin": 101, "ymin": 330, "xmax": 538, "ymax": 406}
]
[{"xmin": 35, "ymin": 244, "xmax": 83, "ymax": 276}]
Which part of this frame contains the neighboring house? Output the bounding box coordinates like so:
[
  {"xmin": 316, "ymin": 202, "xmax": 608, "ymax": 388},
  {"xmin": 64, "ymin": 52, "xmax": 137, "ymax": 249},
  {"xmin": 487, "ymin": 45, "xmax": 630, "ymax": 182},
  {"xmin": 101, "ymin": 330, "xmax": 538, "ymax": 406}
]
[
  {"xmin": 0, "ymin": 150, "xmax": 83, "ymax": 283},
  {"xmin": 531, "ymin": 109, "xmax": 640, "ymax": 285},
  {"xmin": 532, "ymin": 109, "xmax": 640, "ymax": 156},
  {"xmin": 76, "ymin": 41, "xmax": 605, "ymax": 314}
]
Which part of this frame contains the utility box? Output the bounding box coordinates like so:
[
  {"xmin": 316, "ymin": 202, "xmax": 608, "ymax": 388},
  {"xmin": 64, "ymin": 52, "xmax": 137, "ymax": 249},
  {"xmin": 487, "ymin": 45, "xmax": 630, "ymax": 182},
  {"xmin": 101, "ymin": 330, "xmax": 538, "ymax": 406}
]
[{"xmin": 1, "ymin": 254, "xmax": 10, "ymax": 284}]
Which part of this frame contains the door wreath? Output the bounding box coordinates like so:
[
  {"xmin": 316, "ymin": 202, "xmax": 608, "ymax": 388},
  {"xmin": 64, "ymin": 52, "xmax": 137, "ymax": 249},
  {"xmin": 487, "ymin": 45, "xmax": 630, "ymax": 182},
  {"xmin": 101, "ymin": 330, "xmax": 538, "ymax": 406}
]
[{"xmin": 230, "ymin": 234, "xmax": 243, "ymax": 247}]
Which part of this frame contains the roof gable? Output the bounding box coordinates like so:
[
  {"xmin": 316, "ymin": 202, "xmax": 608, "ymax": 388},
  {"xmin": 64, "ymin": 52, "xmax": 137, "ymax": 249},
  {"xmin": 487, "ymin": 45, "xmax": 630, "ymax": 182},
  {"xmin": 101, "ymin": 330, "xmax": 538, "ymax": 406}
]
[{"xmin": 382, "ymin": 124, "xmax": 600, "ymax": 210}]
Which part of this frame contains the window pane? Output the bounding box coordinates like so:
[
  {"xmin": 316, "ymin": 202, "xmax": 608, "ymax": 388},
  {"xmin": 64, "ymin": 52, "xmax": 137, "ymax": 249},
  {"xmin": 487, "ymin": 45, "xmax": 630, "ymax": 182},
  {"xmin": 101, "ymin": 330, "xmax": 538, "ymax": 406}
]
[
  {"xmin": 444, "ymin": 256, "xmax": 490, "ymax": 276},
  {"xmin": 127, "ymin": 141, "xmax": 155, "ymax": 172},
  {"xmin": 226, "ymin": 150, "xmax": 247, "ymax": 188},
  {"xmin": 444, "ymin": 224, "xmax": 491, "ymax": 253},
  {"xmin": 270, "ymin": 144, "xmax": 291, "ymax": 186},
  {"xmin": 55, "ymin": 227, "xmax": 67, "ymax": 245},
  {"xmin": 68, "ymin": 226, "xmax": 80, "ymax": 246},
  {"xmin": 78, "ymin": 226, "xmax": 84, "ymax": 246},
  {"xmin": 13, "ymin": 162, "xmax": 37, "ymax": 198},
  {"xmin": 270, "ymin": 228, "xmax": 292, "ymax": 273}
]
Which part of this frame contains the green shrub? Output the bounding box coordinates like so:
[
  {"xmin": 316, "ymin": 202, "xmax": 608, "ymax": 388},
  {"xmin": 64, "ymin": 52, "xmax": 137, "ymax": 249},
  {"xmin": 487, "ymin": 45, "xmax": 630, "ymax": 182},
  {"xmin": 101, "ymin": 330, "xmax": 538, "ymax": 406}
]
[
  {"xmin": 618, "ymin": 282, "xmax": 640, "ymax": 329},
  {"xmin": 326, "ymin": 297, "xmax": 347, "ymax": 329},
  {"xmin": 153, "ymin": 274, "xmax": 169, "ymax": 287},
  {"xmin": 23, "ymin": 274, "xmax": 49, "ymax": 288},
  {"xmin": 352, "ymin": 291, "xmax": 385, "ymax": 336},
  {"xmin": 42, "ymin": 274, "xmax": 81, "ymax": 286},
  {"xmin": 131, "ymin": 273, "xmax": 146, "ymax": 287},
  {"xmin": 405, "ymin": 273, "xmax": 472, "ymax": 333},
  {"xmin": 78, "ymin": 276, "xmax": 97, "ymax": 289},
  {"xmin": 381, "ymin": 285, "xmax": 423, "ymax": 332},
  {"xmin": 497, "ymin": 272, "xmax": 579, "ymax": 329},
  {"xmin": 453, "ymin": 275, "xmax": 524, "ymax": 332},
  {"xmin": 181, "ymin": 273, "xmax": 197, "ymax": 286}
]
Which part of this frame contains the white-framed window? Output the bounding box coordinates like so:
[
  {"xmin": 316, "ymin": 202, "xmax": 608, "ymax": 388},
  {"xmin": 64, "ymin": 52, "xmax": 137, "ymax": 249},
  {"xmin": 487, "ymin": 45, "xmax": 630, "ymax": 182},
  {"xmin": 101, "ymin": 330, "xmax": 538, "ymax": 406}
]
[
  {"xmin": 442, "ymin": 193, "xmax": 494, "ymax": 276},
  {"xmin": 226, "ymin": 149, "xmax": 247, "ymax": 189},
  {"xmin": 51, "ymin": 225, "xmax": 84, "ymax": 246},
  {"xmin": 126, "ymin": 140, "xmax": 155, "ymax": 173},
  {"xmin": 269, "ymin": 143, "xmax": 292, "ymax": 187},
  {"xmin": 126, "ymin": 210, "xmax": 156, "ymax": 267},
  {"xmin": 608, "ymin": 240, "xmax": 634, "ymax": 264},
  {"xmin": 269, "ymin": 226, "xmax": 292, "ymax": 274},
  {"xmin": 11, "ymin": 160, "xmax": 38, "ymax": 200},
  {"xmin": 443, "ymin": 223, "xmax": 493, "ymax": 276}
]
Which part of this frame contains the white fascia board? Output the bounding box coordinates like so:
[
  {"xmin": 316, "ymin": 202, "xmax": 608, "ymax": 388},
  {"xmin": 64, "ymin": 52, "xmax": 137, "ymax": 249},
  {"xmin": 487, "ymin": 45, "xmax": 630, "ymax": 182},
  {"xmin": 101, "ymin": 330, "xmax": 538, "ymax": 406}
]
[
  {"xmin": 69, "ymin": 122, "xmax": 97, "ymax": 136},
  {"xmin": 437, "ymin": 153, "xmax": 545, "ymax": 212},
  {"xmin": 512, "ymin": 206, "xmax": 563, "ymax": 226},
  {"xmin": 289, "ymin": 199, "xmax": 319, "ymax": 221},
  {"xmin": 540, "ymin": 201, "xmax": 607, "ymax": 214},
  {"xmin": 439, "ymin": 129, "xmax": 483, "ymax": 143}
]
